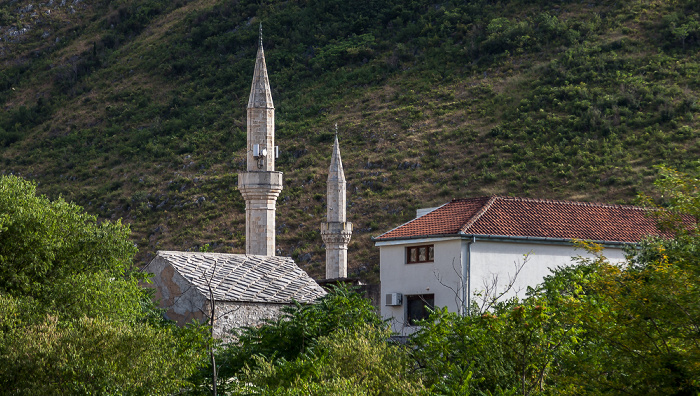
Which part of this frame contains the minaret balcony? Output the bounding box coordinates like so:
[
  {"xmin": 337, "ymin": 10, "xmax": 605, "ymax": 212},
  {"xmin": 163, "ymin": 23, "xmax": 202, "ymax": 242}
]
[
  {"xmin": 321, "ymin": 222, "xmax": 353, "ymax": 245},
  {"xmin": 238, "ymin": 171, "xmax": 283, "ymax": 200}
]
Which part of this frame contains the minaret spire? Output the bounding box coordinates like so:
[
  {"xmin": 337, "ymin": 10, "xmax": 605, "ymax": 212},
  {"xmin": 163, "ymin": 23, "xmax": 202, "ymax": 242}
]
[
  {"xmin": 238, "ymin": 27, "xmax": 283, "ymax": 256},
  {"xmin": 327, "ymin": 134, "xmax": 346, "ymax": 222},
  {"xmin": 248, "ymin": 24, "xmax": 273, "ymax": 113},
  {"xmin": 322, "ymin": 127, "xmax": 352, "ymax": 279}
]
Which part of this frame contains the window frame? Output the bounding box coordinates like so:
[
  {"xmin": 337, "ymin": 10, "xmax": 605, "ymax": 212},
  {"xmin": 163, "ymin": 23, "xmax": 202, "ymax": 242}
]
[
  {"xmin": 406, "ymin": 244, "xmax": 434, "ymax": 264},
  {"xmin": 405, "ymin": 294, "xmax": 435, "ymax": 326}
]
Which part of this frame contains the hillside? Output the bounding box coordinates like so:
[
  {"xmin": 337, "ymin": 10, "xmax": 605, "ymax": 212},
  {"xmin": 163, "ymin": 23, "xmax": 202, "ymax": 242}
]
[{"xmin": 1, "ymin": 0, "xmax": 698, "ymax": 282}]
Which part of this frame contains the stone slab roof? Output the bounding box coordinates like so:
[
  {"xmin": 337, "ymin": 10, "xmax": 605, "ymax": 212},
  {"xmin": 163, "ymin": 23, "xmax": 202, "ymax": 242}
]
[
  {"xmin": 375, "ymin": 196, "xmax": 678, "ymax": 243},
  {"xmin": 155, "ymin": 251, "xmax": 325, "ymax": 303}
]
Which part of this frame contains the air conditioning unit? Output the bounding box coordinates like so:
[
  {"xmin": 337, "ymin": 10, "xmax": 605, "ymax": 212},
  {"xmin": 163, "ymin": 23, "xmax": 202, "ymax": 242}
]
[{"xmin": 385, "ymin": 293, "xmax": 403, "ymax": 306}]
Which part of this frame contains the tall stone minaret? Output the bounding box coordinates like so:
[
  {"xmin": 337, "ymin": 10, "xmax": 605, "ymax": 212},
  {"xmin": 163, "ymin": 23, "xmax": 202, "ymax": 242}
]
[
  {"xmin": 238, "ymin": 25, "xmax": 283, "ymax": 256},
  {"xmin": 321, "ymin": 128, "xmax": 352, "ymax": 278}
]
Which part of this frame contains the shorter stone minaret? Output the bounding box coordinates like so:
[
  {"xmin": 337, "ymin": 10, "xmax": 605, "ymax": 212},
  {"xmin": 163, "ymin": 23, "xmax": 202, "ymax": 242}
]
[{"xmin": 321, "ymin": 127, "xmax": 352, "ymax": 279}]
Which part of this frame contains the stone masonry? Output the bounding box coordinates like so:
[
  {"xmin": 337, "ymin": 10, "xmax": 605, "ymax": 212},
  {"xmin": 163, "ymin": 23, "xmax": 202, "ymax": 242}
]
[
  {"xmin": 238, "ymin": 27, "xmax": 282, "ymax": 256},
  {"xmin": 147, "ymin": 254, "xmax": 208, "ymax": 326},
  {"xmin": 212, "ymin": 301, "xmax": 285, "ymax": 339},
  {"xmin": 321, "ymin": 135, "xmax": 352, "ymax": 278},
  {"xmin": 146, "ymin": 251, "xmax": 326, "ymax": 338}
]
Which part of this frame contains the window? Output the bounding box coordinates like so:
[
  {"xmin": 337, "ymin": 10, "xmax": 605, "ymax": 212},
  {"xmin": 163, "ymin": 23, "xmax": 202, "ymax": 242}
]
[
  {"xmin": 406, "ymin": 294, "xmax": 434, "ymax": 326},
  {"xmin": 406, "ymin": 244, "xmax": 434, "ymax": 263}
]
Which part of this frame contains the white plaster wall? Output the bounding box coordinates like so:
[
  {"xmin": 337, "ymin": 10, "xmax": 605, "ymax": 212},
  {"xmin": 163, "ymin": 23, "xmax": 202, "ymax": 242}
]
[
  {"xmin": 213, "ymin": 301, "xmax": 285, "ymax": 339},
  {"xmin": 380, "ymin": 239, "xmax": 627, "ymax": 335},
  {"xmin": 469, "ymin": 241, "xmax": 626, "ymax": 303},
  {"xmin": 380, "ymin": 238, "xmax": 463, "ymax": 335}
]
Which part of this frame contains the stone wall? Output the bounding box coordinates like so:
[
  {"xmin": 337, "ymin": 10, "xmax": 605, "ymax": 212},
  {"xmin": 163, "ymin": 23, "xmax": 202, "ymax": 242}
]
[
  {"xmin": 212, "ymin": 301, "xmax": 286, "ymax": 339},
  {"xmin": 145, "ymin": 256, "xmax": 208, "ymax": 326}
]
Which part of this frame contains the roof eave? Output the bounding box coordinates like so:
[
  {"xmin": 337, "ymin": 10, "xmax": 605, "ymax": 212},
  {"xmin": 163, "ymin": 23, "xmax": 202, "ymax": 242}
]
[
  {"xmin": 213, "ymin": 297, "xmax": 320, "ymax": 304},
  {"xmin": 463, "ymin": 232, "xmax": 638, "ymax": 248},
  {"xmin": 374, "ymin": 232, "xmax": 640, "ymax": 248},
  {"xmin": 372, "ymin": 232, "xmax": 460, "ymax": 242}
]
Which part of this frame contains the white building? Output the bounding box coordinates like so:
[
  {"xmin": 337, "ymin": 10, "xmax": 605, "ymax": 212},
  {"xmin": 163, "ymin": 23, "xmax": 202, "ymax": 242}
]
[{"xmin": 374, "ymin": 196, "xmax": 667, "ymax": 335}]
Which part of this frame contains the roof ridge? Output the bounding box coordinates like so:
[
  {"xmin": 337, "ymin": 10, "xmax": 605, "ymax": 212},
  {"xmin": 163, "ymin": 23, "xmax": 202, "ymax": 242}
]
[
  {"xmin": 461, "ymin": 196, "xmax": 498, "ymax": 232},
  {"xmin": 450, "ymin": 196, "xmax": 493, "ymax": 203},
  {"xmin": 158, "ymin": 250, "xmax": 296, "ymax": 259},
  {"xmin": 494, "ymin": 195, "xmax": 650, "ymax": 211},
  {"xmin": 373, "ymin": 201, "xmax": 451, "ymax": 239}
]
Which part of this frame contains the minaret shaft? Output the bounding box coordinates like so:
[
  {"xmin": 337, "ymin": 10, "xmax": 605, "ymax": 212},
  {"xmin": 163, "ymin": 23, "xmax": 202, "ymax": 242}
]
[
  {"xmin": 238, "ymin": 28, "xmax": 282, "ymax": 256},
  {"xmin": 246, "ymin": 108, "xmax": 275, "ymax": 172},
  {"xmin": 246, "ymin": 39, "xmax": 275, "ymax": 172},
  {"xmin": 322, "ymin": 135, "xmax": 352, "ymax": 278}
]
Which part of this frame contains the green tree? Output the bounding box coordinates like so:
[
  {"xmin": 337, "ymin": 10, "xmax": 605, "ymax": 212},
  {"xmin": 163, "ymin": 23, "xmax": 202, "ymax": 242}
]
[
  {"xmin": 233, "ymin": 324, "xmax": 425, "ymax": 396},
  {"xmin": 0, "ymin": 175, "xmax": 136, "ymax": 305},
  {"xmin": 638, "ymin": 165, "xmax": 700, "ymax": 228},
  {"xmin": 534, "ymin": 166, "xmax": 700, "ymax": 394},
  {"xmin": 0, "ymin": 175, "xmax": 207, "ymax": 395},
  {"xmin": 411, "ymin": 299, "xmax": 574, "ymax": 396},
  {"xmin": 537, "ymin": 242, "xmax": 700, "ymax": 394},
  {"xmin": 193, "ymin": 284, "xmax": 387, "ymax": 395}
]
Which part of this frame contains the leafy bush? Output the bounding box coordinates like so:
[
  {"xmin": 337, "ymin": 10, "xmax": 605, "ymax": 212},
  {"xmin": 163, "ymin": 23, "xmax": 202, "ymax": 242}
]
[
  {"xmin": 0, "ymin": 175, "xmax": 208, "ymax": 394},
  {"xmin": 233, "ymin": 325, "xmax": 424, "ymax": 396},
  {"xmin": 190, "ymin": 284, "xmax": 385, "ymax": 394}
]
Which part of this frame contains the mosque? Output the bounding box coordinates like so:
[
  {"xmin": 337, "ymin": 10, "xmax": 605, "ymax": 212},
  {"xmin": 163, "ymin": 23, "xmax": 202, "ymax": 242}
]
[{"xmin": 146, "ymin": 27, "xmax": 351, "ymax": 338}]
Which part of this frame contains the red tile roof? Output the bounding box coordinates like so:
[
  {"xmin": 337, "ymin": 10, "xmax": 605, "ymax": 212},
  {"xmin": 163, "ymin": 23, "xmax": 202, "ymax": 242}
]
[{"xmin": 375, "ymin": 196, "xmax": 674, "ymax": 243}]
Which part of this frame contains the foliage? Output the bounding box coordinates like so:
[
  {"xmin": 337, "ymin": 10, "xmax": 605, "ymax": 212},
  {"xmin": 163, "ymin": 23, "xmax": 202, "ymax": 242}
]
[
  {"xmin": 189, "ymin": 284, "xmax": 385, "ymax": 394},
  {"xmin": 411, "ymin": 240, "xmax": 699, "ymax": 395},
  {"xmin": 0, "ymin": 175, "xmax": 208, "ymax": 394},
  {"xmin": 0, "ymin": 300, "xmax": 208, "ymax": 395},
  {"xmin": 535, "ymin": 240, "xmax": 700, "ymax": 394},
  {"xmin": 662, "ymin": 1, "xmax": 700, "ymax": 50},
  {"xmin": 528, "ymin": 167, "xmax": 700, "ymax": 394},
  {"xmin": 0, "ymin": 175, "xmax": 139, "ymax": 314},
  {"xmin": 231, "ymin": 325, "xmax": 425, "ymax": 395},
  {"xmin": 638, "ymin": 164, "xmax": 700, "ymax": 229},
  {"xmin": 411, "ymin": 299, "xmax": 574, "ymax": 396}
]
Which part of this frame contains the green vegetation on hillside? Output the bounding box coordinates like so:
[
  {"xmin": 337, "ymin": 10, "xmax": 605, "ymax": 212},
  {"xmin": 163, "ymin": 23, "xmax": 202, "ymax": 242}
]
[{"xmin": 1, "ymin": 0, "xmax": 698, "ymax": 279}]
